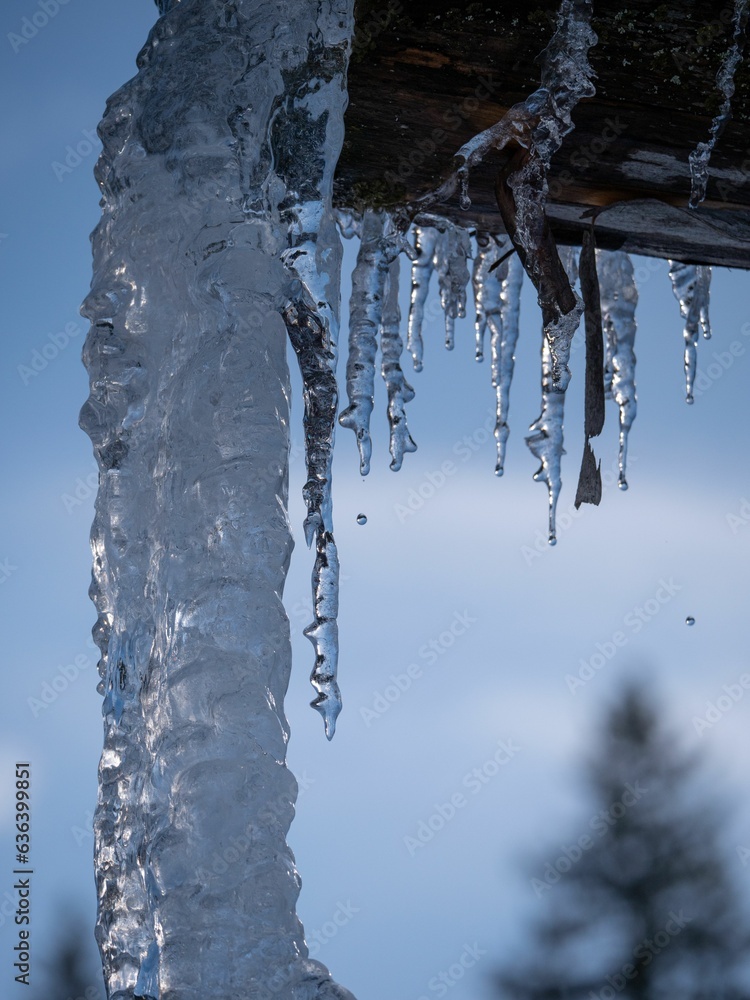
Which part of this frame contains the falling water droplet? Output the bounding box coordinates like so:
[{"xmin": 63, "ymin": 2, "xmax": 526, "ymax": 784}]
[
  {"xmin": 686, "ymin": 616, "xmax": 695, "ymax": 626},
  {"xmin": 356, "ymin": 513, "xmax": 367, "ymax": 525}
]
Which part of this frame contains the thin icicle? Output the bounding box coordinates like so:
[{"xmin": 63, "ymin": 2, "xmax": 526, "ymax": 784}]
[
  {"xmin": 284, "ymin": 302, "xmax": 342, "ymax": 738},
  {"xmin": 380, "ymin": 257, "xmax": 417, "ymax": 471},
  {"xmin": 339, "ymin": 210, "xmax": 388, "ymax": 475},
  {"xmin": 473, "ymin": 233, "xmax": 506, "ymax": 362},
  {"xmin": 495, "ymin": 253, "xmax": 525, "ymax": 475},
  {"xmin": 526, "ymin": 248, "xmax": 582, "ymax": 544},
  {"xmin": 667, "ymin": 262, "xmax": 712, "ymax": 404},
  {"xmin": 472, "ymin": 235, "xmax": 522, "ymax": 474},
  {"xmin": 598, "ymin": 250, "xmax": 638, "ymax": 490},
  {"xmin": 414, "ymin": 0, "xmax": 594, "ymax": 384},
  {"xmin": 435, "ymin": 224, "xmax": 471, "ymax": 350},
  {"xmin": 407, "ymin": 226, "xmax": 439, "ymax": 371},
  {"xmin": 689, "ymin": 0, "xmax": 749, "ymax": 208},
  {"xmin": 339, "ymin": 211, "xmax": 411, "ymax": 474}
]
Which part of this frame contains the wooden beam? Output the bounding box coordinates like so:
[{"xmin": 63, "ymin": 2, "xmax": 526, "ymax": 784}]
[{"xmin": 337, "ymin": 0, "xmax": 750, "ymax": 266}]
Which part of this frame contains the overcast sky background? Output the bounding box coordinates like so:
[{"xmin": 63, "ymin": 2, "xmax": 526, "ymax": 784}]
[{"xmin": 2, "ymin": 2, "xmax": 750, "ymax": 999}]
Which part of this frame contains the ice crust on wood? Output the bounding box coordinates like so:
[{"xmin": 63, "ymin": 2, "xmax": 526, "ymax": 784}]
[{"xmin": 688, "ymin": 0, "xmax": 749, "ymax": 208}]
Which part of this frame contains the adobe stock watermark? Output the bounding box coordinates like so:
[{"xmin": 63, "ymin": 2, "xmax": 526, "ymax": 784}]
[
  {"xmin": 192, "ymin": 769, "xmax": 316, "ymax": 878},
  {"xmin": 18, "ymin": 320, "xmax": 84, "ymax": 385},
  {"xmin": 521, "ymin": 455, "xmax": 637, "ymax": 566},
  {"xmin": 8, "ymin": 0, "xmax": 72, "ymax": 53},
  {"xmin": 0, "ymin": 558, "xmax": 18, "ymax": 586},
  {"xmin": 691, "ymin": 340, "xmax": 748, "ymax": 400},
  {"xmin": 726, "ymin": 496, "xmax": 750, "ymax": 534},
  {"xmin": 360, "ymin": 610, "xmax": 477, "ymax": 726},
  {"xmin": 350, "ymin": 0, "xmax": 402, "ymax": 60},
  {"xmin": 306, "ymin": 900, "xmax": 360, "ymax": 957},
  {"xmin": 394, "ymin": 411, "xmax": 496, "ymax": 523},
  {"xmin": 531, "ymin": 781, "xmax": 647, "ymax": 897},
  {"xmin": 548, "ymin": 116, "xmax": 628, "ymax": 199},
  {"xmin": 404, "ymin": 739, "xmax": 521, "ymax": 856},
  {"xmin": 587, "ymin": 911, "xmax": 692, "ymax": 1000},
  {"xmin": 415, "ymin": 942, "xmax": 487, "ymax": 999},
  {"xmin": 692, "ymin": 674, "xmax": 750, "ymax": 736},
  {"xmin": 52, "ymin": 128, "xmax": 100, "ymax": 182},
  {"xmin": 565, "ymin": 577, "xmax": 682, "ymax": 694},
  {"xmin": 28, "ymin": 639, "xmax": 98, "ymax": 717},
  {"xmin": 384, "ymin": 74, "xmax": 501, "ymax": 188},
  {"xmin": 61, "ymin": 467, "xmax": 98, "ymax": 514}
]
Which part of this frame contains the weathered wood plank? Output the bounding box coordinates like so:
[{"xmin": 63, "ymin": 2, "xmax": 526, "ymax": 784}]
[{"xmin": 337, "ymin": 1, "xmax": 750, "ymax": 266}]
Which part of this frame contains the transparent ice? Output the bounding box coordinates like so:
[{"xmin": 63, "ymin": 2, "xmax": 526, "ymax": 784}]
[
  {"xmin": 668, "ymin": 262, "xmax": 712, "ymax": 404},
  {"xmin": 526, "ymin": 248, "xmax": 583, "ymax": 544},
  {"xmin": 688, "ymin": 0, "xmax": 749, "ymax": 208},
  {"xmin": 81, "ymin": 0, "xmax": 356, "ymax": 996},
  {"xmin": 81, "ymin": 0, "xmax": 730, "ymax": 993},
  {"xmin": 472, "ymin": 237, "xmax": 524, "ymax": 474},
  {"xmin": 598, "ymin": 250, "xmax": 638, "ymax": 490}
]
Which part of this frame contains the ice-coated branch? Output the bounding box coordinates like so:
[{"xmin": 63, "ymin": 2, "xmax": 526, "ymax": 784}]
[
  {"xmin": 417, "ymin": 0, "xmax": 596, "ymax": 214},
  {"xmin": 82, "ymin": 0, "xmax": 356, "ymax": 996},
  {"xmin": 688, "ymin": 0, "xmax": 749, "ymax": 208}
]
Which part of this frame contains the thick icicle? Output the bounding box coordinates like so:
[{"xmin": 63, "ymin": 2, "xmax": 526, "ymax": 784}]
[
  {"xmin": 473, "ymin": 235, "xmax": 496, "ymax": 363},
  {"xmin": 81, "ymin": 1, "xmax": 356, "ymax": 997},
  {"xmin": 434, "ymin": 223, "xmax": 471, "ymax": 350},
  {"xmin": 688, "ymin": 0, "xmax": 749, "ymax": 208},
  {"xmin": 339, "ymin": 210, "xmax": 388, "ymax": 476},
  {"xmin": 526, "ymin": 248, "xmax": 582, "ymax": 544},
  {"xmin": 667, "ymin": 262, "xmax": 712, "ymax": 404},
  {"xmin": 407, "ymin": 225, "xmax": 439, "ymax": 371},
  {"xmin": 598, "ymin": 250, "xmax": 638, "ymax": 490},
  {"xmin": 380, "ymin": 257, "xmax": 417, "ymax": 471}
]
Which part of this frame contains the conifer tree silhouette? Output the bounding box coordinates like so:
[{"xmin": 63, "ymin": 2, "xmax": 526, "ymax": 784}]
[{"xmin": 495, "ymin": 685, "xmax": 750, "ymax": 1000}]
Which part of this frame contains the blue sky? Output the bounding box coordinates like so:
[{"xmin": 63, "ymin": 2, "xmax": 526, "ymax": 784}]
[{"xmin": 2, "ymin": 2, "xmax": 750, "ymax": 999}]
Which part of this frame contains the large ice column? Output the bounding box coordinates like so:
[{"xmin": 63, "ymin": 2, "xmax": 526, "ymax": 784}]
[{"xmin": 80, "ymin": 1, "xmax": 355, "ymax": 998}]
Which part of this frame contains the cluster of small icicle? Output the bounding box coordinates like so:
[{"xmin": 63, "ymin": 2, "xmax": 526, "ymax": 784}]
[
  {"xmin": 335, "ymin": 212, "xmax": 711, "ymax": 541},
  {"xmin": 297, "ymin": 0, "xmax": 724, "ymax": 732}
]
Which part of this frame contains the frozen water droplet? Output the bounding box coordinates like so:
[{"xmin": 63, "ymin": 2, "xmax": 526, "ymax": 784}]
[
  {"xmin": 686, "ymin": 616, "xmax": 695, "ymax": 626},
  {"xmin": 356, "ymin": 513, "xmax": 367, "ymax": 525}
]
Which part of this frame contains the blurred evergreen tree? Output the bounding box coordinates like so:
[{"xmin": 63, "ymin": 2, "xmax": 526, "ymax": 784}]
[
  {"xmin": 32, "ymin": 913, "xmax": 104, "ymax": 1000},
  {"xmin": 495, "ymin": 684, "xmax": 750, "ymax": 1000}
]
